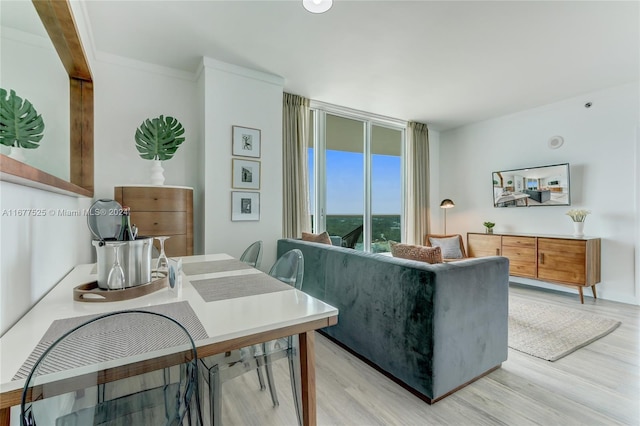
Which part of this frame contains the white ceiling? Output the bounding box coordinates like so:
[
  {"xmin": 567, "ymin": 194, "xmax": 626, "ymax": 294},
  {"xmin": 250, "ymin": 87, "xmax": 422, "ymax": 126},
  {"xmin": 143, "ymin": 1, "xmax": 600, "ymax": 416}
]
[{"xmin": 13, "ymin": 0, "xmax": 640, "ymax": 130}]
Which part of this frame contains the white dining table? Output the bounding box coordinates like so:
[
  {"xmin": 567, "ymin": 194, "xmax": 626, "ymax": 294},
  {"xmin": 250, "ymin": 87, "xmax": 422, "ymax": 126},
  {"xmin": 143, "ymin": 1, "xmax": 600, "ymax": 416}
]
[{"xmin": 0, "ymin": 253, "xmax": 338, "ymax": 425}]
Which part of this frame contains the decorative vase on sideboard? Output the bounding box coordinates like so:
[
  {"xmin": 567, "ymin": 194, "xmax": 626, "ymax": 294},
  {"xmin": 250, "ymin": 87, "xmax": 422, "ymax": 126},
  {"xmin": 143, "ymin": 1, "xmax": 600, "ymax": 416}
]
[
  {"xmin": 573, "ymin": 222, "xmax": 585, "ymax": 237},
  {"xmin": 8, "ymin": 146, "xmax": 25, "ymax": 162},
  {"xmin": 150, "ymin": 160, "xmax": 165, "ymax": 185}
]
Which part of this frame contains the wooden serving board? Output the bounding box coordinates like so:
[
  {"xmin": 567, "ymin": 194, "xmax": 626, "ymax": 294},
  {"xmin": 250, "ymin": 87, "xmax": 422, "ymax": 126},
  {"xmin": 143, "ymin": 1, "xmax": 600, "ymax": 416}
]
[{"xmin": 73, "ymin": 275, "xmax": 168, "ymax": 302}]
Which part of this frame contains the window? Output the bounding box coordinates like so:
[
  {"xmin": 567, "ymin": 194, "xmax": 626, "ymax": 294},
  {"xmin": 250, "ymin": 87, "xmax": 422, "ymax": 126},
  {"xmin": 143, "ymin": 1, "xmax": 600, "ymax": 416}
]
[{"xmin": 309, "ymin": 105, "xmax": 404, "ymax": 252}]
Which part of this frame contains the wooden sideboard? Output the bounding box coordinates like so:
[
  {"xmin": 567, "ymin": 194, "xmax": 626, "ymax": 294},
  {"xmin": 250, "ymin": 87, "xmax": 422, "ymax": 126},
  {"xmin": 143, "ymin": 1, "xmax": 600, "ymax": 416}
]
[
  {"xmin": 468, "ymin": 232, "xmax": 601, "ymax": 303},
  {"xmin": 114, "ymin": 186, "xmax": 193, "ymax": 257}
]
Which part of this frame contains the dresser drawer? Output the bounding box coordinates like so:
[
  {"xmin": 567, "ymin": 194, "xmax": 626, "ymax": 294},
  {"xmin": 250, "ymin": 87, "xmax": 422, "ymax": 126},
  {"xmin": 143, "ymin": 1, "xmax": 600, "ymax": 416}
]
[
  {"xmin": 131, "ymin": 212, "xmax": 186, "ymax": 235},
  {"xmin": 502, "ymin": 245, "xmax": 536, "ymax": 260},
  {"xmin": 502, "ymin": 236, "xmax": 536, "ymax": 248},
  {"xmin": 508, "ymin": 262, "xmax": 536, "ymax": 278},
  {"xmin": 121, "ymin": 187, "xmax": 190, "ymax": 212}
]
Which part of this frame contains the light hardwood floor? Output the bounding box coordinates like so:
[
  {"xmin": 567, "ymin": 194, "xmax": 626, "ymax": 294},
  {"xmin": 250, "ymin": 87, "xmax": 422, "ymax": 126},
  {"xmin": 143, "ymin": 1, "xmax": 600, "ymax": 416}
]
[{"xmin": 215, "ymin": 284, "xmax": 640, "ymax": 425}]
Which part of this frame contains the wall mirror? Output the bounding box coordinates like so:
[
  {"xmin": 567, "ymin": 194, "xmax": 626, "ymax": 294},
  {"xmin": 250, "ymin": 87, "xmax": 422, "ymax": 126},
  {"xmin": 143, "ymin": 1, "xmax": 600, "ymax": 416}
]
[{"xmin": 0, "ymin": 0, "xmax": 93, "ymax": 197}]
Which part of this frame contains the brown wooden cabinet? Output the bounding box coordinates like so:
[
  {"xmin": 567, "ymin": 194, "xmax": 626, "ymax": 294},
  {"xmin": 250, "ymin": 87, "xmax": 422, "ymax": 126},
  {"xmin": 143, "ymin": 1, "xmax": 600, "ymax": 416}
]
[
  {"xmin": 467, "ymin": 233, "xmax": 501, "ymax": 257},
  {"xmin": 114, "ymin": 186, "xmax": 193, "ymax": 257},
  {"xmin": 467, "ymin": 232, "xmax": 601, "ymax": 303}
]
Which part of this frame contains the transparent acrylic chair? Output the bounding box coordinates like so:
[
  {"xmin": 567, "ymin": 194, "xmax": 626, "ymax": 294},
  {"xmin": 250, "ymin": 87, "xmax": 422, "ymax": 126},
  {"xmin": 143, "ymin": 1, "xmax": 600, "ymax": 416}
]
[
  {"xmin": 268, "ymin": 248, "xmax": 304, "ymax": 288},
  {"xmin": 261, "ymin": 249, "xmax": 305, "ymax": 425},
  {"xmin": 240, "ymin": 240, "xmax": 268, "ymax": 390},
  {"xmin": 239, "ymin": 240, "xmax": 263, "ymax": 268},
  {"xmin": 198, "ymin": 249, "xmax": 304, "ymax": 426},
  {"xmin": 21, "ymin": 310, "xmax": 202, "ymax": 426}
]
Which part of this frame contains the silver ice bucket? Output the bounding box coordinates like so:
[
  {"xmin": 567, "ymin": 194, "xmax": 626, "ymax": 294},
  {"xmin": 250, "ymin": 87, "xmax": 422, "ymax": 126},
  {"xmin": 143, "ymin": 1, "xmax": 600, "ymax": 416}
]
[{"xmin": 92, "ymin": 237, "xmax": 153, "ymax": 289}]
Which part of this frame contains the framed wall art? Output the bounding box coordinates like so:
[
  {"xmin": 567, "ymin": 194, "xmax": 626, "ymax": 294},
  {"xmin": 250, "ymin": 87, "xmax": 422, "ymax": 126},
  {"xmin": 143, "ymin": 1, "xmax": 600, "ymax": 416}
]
[
  {"xmin": 232, "ymin": 125, "xmax": 261, "ymax": 158},
  {"xmin": 232, "ymin": 158, "xmax": 260, "ymax": 190},
  {"xmin": 231, "ymin": 191, "xmax": 260, "ymax": 221}
]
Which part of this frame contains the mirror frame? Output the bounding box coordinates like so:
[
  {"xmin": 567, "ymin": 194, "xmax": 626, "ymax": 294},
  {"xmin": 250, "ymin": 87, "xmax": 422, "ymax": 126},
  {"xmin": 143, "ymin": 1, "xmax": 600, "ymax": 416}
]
[{"xmin": 0, "ymin": 0, "xmax": 93, "ymax": 197}]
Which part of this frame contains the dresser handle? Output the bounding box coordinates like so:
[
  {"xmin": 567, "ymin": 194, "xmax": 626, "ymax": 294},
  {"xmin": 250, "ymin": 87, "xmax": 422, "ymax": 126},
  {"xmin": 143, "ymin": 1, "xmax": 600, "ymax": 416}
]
[
  {"xmin": 496, "ymin": 248, "xmax": 500, "ymax": 255},
  {"xmin": 539, "ymin": 253, "xmax": 544, "ymax": 264}
]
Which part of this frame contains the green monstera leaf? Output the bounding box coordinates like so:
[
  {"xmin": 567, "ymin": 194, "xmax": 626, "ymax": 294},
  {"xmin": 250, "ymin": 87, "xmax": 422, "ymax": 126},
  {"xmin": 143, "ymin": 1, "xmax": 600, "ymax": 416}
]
[
  {"xmin": 134, "ymin": 115, "xmax": 185, "ymax": 161},
  {"xmin": 0, "ymin": 88, "xmax": 45, "ymax": 149}
]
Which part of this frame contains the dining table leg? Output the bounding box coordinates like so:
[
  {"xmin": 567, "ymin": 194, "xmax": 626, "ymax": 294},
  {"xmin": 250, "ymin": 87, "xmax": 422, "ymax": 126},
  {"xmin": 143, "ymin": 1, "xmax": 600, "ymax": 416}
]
[{"xmin": 298, "ymin": 330, "xmax": 317, "ymax": 426}]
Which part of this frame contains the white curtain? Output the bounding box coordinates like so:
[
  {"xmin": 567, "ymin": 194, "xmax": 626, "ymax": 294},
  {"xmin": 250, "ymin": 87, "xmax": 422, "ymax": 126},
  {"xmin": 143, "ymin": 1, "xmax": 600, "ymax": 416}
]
[
  {"xmin": 282, "ymin": 93, "xmax": 311, "ymax": 238},
  {"xmin": 403, "ymin": 121, "xmax": 430, "ymax": 244}
]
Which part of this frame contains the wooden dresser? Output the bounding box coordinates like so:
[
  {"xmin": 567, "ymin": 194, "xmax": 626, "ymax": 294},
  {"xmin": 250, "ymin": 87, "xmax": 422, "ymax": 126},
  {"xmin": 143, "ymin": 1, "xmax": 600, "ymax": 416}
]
[
  {"xmin": 468, "ymin": 232, "xmax": 601, "ymax": 303},
  {"xmin": 114, "ymin": 186, "xmax": 193, "ymax": 257}
]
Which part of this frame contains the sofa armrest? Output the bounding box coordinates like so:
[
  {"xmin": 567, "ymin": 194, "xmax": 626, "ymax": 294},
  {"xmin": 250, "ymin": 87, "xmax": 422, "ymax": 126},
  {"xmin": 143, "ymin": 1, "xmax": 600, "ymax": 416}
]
[{"xmin": 430, "ymin": 256, "xmax": 509, "ymax": 398}]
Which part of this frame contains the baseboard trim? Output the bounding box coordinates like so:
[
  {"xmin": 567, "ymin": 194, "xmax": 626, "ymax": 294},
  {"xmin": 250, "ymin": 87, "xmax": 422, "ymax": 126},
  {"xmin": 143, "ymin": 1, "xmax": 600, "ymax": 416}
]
[{"xmin": 318, "ymin": 330, "xmax": 501, "ymax": 404}]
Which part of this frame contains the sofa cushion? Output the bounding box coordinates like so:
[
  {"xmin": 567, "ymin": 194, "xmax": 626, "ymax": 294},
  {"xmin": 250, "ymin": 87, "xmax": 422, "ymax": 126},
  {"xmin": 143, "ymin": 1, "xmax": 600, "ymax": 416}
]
[
  {"xmin": 390, "ymin": 242, "xmax": 443, "ymax": 264},
  {"xmin": 428, "ymin": 236, "xmax": 463, "ymax": 259},
  {"xmin": 301, "ymin": 231, "xmax": 332, "ymax": 245}
]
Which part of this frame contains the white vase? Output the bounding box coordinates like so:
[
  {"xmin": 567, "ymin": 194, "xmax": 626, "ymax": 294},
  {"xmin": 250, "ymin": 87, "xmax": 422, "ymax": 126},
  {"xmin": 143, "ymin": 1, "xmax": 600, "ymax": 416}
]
[
  {"xmin": 8, "ymin": 146, "xmax": 25, "ymax": 162},
  {"xmin": 150, "ymin": 160, "xmax": 165, "ymax": 185},
  {"xmin": 573, "ymin": 221, "xmax": 585, "ymax": 237}
]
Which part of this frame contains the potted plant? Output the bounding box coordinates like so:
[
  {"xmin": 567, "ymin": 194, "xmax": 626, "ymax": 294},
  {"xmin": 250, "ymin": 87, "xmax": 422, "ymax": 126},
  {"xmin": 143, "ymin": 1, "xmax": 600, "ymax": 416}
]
[
  {"xmin": 566, "ymin": 209, "xmax": 590, "ymax": 237},
  {"xmin": 483, "ymin": 221, "xmax": 495, "ymax": 234},
  {"xmin": 0, "ymin": 88, "xmax": 45, "ymax": 162},
  {"xmin": 134, "ymin": 115, "xmax": 185, "ymax": 185}
]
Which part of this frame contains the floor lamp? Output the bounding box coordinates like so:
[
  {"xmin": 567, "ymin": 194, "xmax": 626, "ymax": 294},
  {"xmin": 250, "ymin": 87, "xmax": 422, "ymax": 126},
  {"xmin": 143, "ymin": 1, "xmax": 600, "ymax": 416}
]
[{"xmin": 440, "ymin": 199, "xmax": 455, "ymax": 234}]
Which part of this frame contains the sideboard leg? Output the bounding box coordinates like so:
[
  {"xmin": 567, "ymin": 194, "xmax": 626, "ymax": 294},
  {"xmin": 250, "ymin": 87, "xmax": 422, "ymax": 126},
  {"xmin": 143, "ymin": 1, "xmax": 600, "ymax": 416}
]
[
  {"xmin": 591, "ymin": 285, "xmax": 597, "ymax": 299},
  {"xmin": 578, "ymin": 287, "xmax": 584, "ymax": 304}
]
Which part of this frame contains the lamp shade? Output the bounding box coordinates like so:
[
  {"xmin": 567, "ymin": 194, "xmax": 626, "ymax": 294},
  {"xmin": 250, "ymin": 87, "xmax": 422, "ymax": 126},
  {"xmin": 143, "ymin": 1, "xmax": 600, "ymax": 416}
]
[
  {"xmin": 440, "ymin": 199, "xmax": 455, "ymax": 209},
  {"xmin": 303, "ymin": 0, "xmax": 333, "ymax": 13}
]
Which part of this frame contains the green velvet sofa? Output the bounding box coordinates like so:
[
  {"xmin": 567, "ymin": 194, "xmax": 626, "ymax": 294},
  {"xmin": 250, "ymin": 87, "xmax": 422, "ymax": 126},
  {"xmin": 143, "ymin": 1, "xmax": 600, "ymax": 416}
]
[{"xmin": 277, "ymin": 238, "xmax": 510, "ymax": 403}]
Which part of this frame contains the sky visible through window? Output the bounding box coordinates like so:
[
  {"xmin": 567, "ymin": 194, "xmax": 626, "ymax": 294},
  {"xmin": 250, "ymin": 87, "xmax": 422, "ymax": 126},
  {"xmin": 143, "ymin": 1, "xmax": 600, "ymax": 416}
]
[{"xmin": 308, "ymin": 149, "xmax": 401, "ymax": 215}]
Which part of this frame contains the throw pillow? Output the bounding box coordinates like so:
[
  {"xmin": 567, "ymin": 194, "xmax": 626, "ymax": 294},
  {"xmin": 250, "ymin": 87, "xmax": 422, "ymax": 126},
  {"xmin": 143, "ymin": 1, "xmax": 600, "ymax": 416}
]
[
  {"xmin": 301, "ymin": 231, "xmax": 332, "ymax": 245},
  {"xmin": 428, "ymin": 236, "xmax": 463, "ymax": 259},
  {"xmin": 390, "ymin": 243, "xmax": 443, "ymax": 264}
]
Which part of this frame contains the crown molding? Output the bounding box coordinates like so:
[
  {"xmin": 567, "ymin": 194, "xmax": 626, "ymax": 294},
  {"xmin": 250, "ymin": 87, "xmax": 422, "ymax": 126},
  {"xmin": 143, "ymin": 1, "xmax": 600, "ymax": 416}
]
[{"xmin": 200, "ymin": 57, "xmax": 285, "ymax": 87}]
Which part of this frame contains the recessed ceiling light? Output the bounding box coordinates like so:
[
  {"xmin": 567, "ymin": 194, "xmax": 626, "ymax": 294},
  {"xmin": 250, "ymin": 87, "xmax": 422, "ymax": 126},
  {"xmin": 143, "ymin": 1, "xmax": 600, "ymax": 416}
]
[{"xmin": 303, "ymin": 0, "xmax": 333, "ymax": 14}]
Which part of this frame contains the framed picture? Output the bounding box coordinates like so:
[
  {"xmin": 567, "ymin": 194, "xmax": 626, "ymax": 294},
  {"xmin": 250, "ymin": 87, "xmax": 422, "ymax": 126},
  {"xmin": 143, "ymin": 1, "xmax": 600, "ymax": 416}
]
[
  {"xmin": 232, "ymin": 125, "xmax": 261, "ymax": 158},
  {"xmin": 232, "ymin": 159, "xmax": 260, "ymax": 190},
  {"xmin": 231, "ymin": 191, "xmax": 260, "ymax": 221}
]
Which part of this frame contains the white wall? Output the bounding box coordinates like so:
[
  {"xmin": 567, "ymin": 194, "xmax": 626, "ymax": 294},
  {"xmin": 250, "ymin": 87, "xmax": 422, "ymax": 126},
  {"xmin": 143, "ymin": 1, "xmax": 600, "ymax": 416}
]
[
  {"xmin": 0, "ymin": 183, "xmax": 93, "ymax": 334},
  {"xmin": 439, "ymin": 83, "xmax": 639, "ymax": 304},
  {"xmin": 199, "ymin": 58, "xmax": 284, "ymax": 271}
]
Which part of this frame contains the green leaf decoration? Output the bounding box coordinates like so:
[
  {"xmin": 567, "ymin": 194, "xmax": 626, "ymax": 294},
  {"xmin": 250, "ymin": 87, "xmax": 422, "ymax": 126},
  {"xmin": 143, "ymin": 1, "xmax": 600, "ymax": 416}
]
[
  {"xmin": 0, "ymin": 88, "xmax": 45, "ymax": 149},
  {"xmin": 134, "ymin": 115, "xmax": 185, "ymax": 161}
]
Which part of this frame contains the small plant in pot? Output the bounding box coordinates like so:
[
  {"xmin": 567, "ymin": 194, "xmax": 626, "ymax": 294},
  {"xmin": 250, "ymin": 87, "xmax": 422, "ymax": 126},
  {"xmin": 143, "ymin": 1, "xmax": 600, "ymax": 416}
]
[
  {"xmin": 135, "ymin": 115, "xmax": 185, "ymax": 185},
  {"xmin": 483, "ymin": 221, "xmax": 495, "ymax": 234},
  {"xmin": 0, "ymin": 88, "xmax": 45, "ymax": 162}
]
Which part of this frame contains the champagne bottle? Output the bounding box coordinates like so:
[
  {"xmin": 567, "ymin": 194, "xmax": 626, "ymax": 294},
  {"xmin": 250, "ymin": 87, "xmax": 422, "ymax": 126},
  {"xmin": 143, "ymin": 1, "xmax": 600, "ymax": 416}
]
[{"xmin": 119, "ymin": 206, "xmax": 135, "ymax": 241}]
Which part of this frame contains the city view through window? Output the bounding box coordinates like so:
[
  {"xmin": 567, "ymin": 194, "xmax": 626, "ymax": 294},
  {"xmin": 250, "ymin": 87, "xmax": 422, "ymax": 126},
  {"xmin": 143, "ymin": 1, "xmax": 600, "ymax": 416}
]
[{"xmin": 309, "ymin": 114, "xmax": 402, "ymax": 253}]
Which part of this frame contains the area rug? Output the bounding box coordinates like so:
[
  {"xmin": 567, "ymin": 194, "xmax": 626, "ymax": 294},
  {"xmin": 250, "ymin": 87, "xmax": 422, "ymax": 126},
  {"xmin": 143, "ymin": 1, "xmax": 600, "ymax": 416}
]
[{"xmin": 508, "ymin": 297, "xmax": 621, "ymax": 361}]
